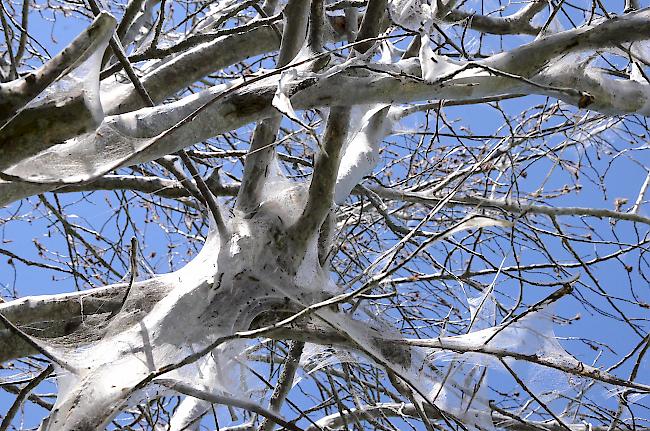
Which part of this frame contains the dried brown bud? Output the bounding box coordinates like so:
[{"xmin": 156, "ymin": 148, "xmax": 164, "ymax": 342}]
[
  {"xmin": 578, "ymin": 93, "xmax": 595, "ymax": 109},
  {"xmin": 614, "ymin": 197, "xmax": 628, "ymax": 211}
]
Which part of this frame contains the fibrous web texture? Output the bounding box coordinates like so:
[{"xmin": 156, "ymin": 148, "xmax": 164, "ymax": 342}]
[
  {"xmin": 423, "ymin": 298, "xmax": 585, "ymax": 430},
  {"xmin": 3, "ymin": 60, "xmax": 240, "ymax": 184},
  {"xmin": 35, "ymin": 158, "xmax": 333, "ymax": 430},
  {"xmin": 20, "ymin": 36, "xmax": 105, "ymax": 124},
  {"xmin": 425, "ymin": 287, "xmax": 498, "ymax": 431},
  {"xmin": 0, "ymin": 16, "xmax": 115, "ymax": 176},
  {"xmin": 334, "ymin": 104, "xmax": 394, "ymax": 204},
  {"xmin": 0, "ymin": 24, "xmax": 151, "ymax": 184},
  {"xmin": 28, "ymin": 105, "xmax": 584, "ymax": 431},
  {"xmin": 167, "ymin": 339, "xmax": 253, "ymax": 431},
  {"xmin": 14, "ymin": 33, "xmax": 586, "ymax": 431},
  {"xmin": 42, "ymin": 229, "xmax": 225, "ymax": 430}
]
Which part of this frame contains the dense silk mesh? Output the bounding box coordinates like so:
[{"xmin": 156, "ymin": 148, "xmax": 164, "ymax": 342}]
[
  {"xmin": 33, "ymin": 124, "xmax": 581, "ymax": 431},
  {"xmin": 4, "ymin": 26, "xmax": 592, "ymax": 430}
]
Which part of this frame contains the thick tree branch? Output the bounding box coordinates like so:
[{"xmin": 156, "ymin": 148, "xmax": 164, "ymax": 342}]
[
  {"xmin": 259, "ymin": 341, "xmax": 305, "ymax": 431},
  {"xmin": 290, "ymin": 106, "xmax": 351, "ymax": 247},
  {"xmin": 236, "ymin": 0, "xmax": 310, "ymax": 212},
  {"xmin": 354, "ymin": 0, "xmax": 388, "ymax": 53},
  {"xmin": 484, "ymin": 8, "xmax": 650, "ymax": 75},
  {"xmin": 1, "ymin": 281, "xmax": 646, "ymax": 396},
  {"xmin": 0, "ymin": 13, "xmax": 116, "ymax": 171},
  {"xmin": 3, "ymin": 2, "xmax": 649, "ymax": 429},
  {"xmin": 445, "ymin": 0, "xmax": 547, "ymax": 36},
  {"xmin": 102, "ymin": 13, "xmax": 352, "ymax": 114},
  {"xmin": 0, "ymin": 12, "xmax": 115, "ymax": 123}
]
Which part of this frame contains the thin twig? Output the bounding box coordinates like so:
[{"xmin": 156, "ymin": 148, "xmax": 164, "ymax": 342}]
[
  {"xmin": 87, "ymin": 0, "xmax": 155, "ymax": 106},
  {"xmin": 120, "ymin": 236, "xmax": 138, "ymax": 307},
  {"xmin": 177, "ymin": 151, "xmax": 228, "ymax": 238},
  {"xmin": 0, "ymin": 3, "xmax": 17, "ymax": 80},
  {"xmin": 157, "ymin": 380, "xmax": 306, "ymax": 431},
  {"xmin": 0, "ymin": 364, "xmax": 54, "ymax": 431},
  {"xmin": 500, "ymin": 358, "xmax": 573, "ymax": 431}
]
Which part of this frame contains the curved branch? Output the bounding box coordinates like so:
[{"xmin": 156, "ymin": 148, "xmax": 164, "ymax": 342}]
[
  {"xmin": 445, "ymin": 0, "xmax": 547, "ymax": 36},
  {"xmin": 235, "ymin": 0, "xmax": 310, "ymax": 213},
  {"xmin": 400, "ymin": 336, "xmax": 650, "ymax": 393},
  {"xmin": 369, "ymin": 187, "xmax": 650, "ymax": 226},
  {"xmin": 158, "ymin": 380, "xmax": 306, "ymax": 431},
  {"xmin": 290, "ymin": 106, "xmax": 351, "ymax": 247},
  {"xmin": 0, "ymin": 12, "xmax": 116, "ymax": 124}
]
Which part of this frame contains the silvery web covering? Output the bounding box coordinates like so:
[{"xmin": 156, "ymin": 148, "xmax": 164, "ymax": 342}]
[
  {"xmin": 0, "ymin": 31, "xmax": 152, "ymax": 184},
  {"xmin": 17, "ymin": 94, "xmax": 586, "ymax": 429},
  {"xmin": 1, "ymin": 3, "xmax": 648, "ymax": 430}
]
